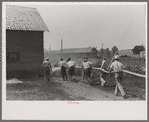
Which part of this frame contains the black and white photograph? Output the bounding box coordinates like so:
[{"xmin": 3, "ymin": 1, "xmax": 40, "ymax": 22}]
[{"xmin": 2, "ymin": 2, "xmax": 147, "ymax": 120}]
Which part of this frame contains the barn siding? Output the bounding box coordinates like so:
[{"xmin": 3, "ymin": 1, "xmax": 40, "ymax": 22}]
[{"xmin": 6, "ymin": 30, "xmax": 44, "ymax": 77}]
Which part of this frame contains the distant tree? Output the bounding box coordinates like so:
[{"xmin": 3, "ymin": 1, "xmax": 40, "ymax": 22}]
[
  {"xmin": 112, "ymin": 46, "xmax": 118, "ymax": 56},
  {"xmin": 132, "ymin": 45, "xmax": 145, "ymax": 56},
  {"xmin": 105, "ymin": 48, "xmax": 111, "ymax": 57}
]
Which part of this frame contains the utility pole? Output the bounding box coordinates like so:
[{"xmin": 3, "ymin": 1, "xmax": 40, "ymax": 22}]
[
  {"xmin": 47, "ymin": 45, "xmax": 49, "ymax": 57},
  {"xmin": 49, "ymin": 45, "xmax": 51, "ymax": 52},
  {"xmin": 102, "ymin": 43, "xmax": 103, "ymax": 57},
  {"xmin": 61, "ymin": 39, "xmax": 63, "ymax": 58},
  {"xmin": 49, "ymin": 45, "xmax": 51, "ymax": 57}
]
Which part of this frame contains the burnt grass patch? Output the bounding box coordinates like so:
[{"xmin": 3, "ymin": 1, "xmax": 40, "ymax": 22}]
[{"xmin": 6, "ymin": 77, "xmax": 74, "ymax": 100}]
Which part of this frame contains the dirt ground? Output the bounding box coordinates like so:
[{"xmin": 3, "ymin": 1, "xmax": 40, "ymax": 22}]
[{"xmin": 6, "ymin": 75, "xmax": 145, "ymax": 101}]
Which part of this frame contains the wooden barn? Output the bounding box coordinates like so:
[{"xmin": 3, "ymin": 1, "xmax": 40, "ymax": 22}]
[
  {"xmin": 56, "ymin": 47, "xmax": 99, "ymax": 66},
  {"xmin": 58, "ymin": 47, "xmax": 98, "ymax": 59},
  {"xmin": 6, "ymin": 5, "xmax": 49, "ymax": 78}
]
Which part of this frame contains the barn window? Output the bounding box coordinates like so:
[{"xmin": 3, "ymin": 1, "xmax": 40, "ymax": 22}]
[{"xmin": 6, "ymin": 52, "xmax": 19, "ymax": 62}]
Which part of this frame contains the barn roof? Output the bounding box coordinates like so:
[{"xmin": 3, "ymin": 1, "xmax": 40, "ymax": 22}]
[
  {"xmin": 118, "ymin": 49, "xmax": 133, "ymax": 56},
  {"xmin": 118, "ymin": 49, "xmax": 139, "ymax": 57},
  {"xmin": 58, "ymin": 47, "xmax": 98, "ymax": 54},
  {"xmin": 6, "ymin": 5, "xmax": 49, "ymax": 32}
]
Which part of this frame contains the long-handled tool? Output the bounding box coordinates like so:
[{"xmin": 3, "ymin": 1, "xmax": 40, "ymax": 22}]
[{"xmin": 107, "ymin": 51, "xmax": 118, "ymax": 71}]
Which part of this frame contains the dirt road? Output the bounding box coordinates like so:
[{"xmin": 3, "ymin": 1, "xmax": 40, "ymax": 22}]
[{"xmin": 6, "ymin": 76, "xmax": 145, "ymax": 101}]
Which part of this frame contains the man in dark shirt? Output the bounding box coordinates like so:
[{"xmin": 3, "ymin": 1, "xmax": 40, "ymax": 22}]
[{"xmin": 60, "ymin": 58, "xmax": 68, "ymax": 81}]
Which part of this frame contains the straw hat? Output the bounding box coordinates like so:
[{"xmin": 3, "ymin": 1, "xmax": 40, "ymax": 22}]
[{"xmin": 115, "ymin": 55, "xmax": 119, "ymax": 59}]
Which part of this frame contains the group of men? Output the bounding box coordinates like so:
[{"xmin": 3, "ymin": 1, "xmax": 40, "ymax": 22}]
[
  {"xmin": 99, "ymin": 55, "xmax": 127, "ymax": 99},
  {"xmin": 60, "ymin": 57, "xmax": 76, "ymax": 82},
  {"xmin": 42, "ymin": 55, "xmax": 128, "ymax": 99}
]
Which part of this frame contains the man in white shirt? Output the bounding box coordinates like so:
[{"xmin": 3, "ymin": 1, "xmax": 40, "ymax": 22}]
[
  {"xmin": 81, "ymin": 57, "xmax": 86, "ymax": 81},
  {"xmin": 109, "ymin": 55, "xmax": 128, "ymax": 99},
  {"xmin": 67, "ymin": 58, "xmax": 76, "ymax": 82},
  {"xmin": 100, "ymin": 57, "xmax": 107, "ymax": 86},
  {"xmin": 60, "ymin": 58, "xmax": 68, "ymax": 81},
  {"xmin": 82, "ymin": 58, "xmax": 93, "ymax": 86},
  {"xmin": 41, "ymin": 58, "xmax": 52, "ymax": 83}
]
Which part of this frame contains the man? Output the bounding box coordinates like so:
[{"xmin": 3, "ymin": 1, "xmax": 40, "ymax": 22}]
[
  {"xmin": 81, "ymin": 57, "xmax": 86, "ymax": 81},
  {"xmin": 60, "ymin": 58, "xmax": 68, "ymax": 81},
  {"xmin": 67, "ymin": 58, "xmax": 76, "ymax": 82},
  {"xmin": 82, "ymin": 58, "xmax": 93, "ymax": 86},
  {"xmin": 109, "ymin": 55, "xmax": 128, "ymax": 99},
  {"xmin": 100, "ymin": 57, "xmax": 107, "ymax": 86},
  {"xmin": 41, "ymin": 58, "xmax": 52, "ymax": 83}
]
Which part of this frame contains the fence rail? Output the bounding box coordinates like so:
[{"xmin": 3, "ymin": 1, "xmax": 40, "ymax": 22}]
[
  {"xmin": 122, "ymin": 70, "xmax": 146, "ymax": 78},
  {"xmin": 75, "ymin": 66, "xmax": 146, "ymax": 78}
]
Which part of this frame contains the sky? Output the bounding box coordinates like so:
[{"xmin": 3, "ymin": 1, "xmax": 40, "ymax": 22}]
[{"xmin": 6, "ymin": 2, "xmax": 147, "ymax": 51}]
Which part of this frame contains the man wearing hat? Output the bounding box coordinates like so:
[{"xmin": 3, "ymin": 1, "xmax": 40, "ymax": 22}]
[
  {"xmin": 41, "ymin": 58, "xmax": 52, "ymax": 83},
  {"xmin": 109, "ymin": 55, "xmax": 127, "ymax": 99},
  {"xmin": 60, "ymin": 58, "xmax": 68, "ymax": 81},
  {"xmin": 67, "ymin": 58, "xmax": 76, "ymax": 82},
  {"xmin": 82, "ymin": 57, "xmax": 93, "ymax": 85},
  {"xmin": 100, "ymin": 56, "xmax": 107, "ymax": 86},
  {"xmin": 81, "ymin": 57, "xmax": 87, "ymax": 81}
]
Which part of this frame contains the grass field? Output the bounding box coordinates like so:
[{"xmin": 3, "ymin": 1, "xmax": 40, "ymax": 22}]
[{"xmin": 94, "ymin": 57, "xmax": 145, "ymax": 75}]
